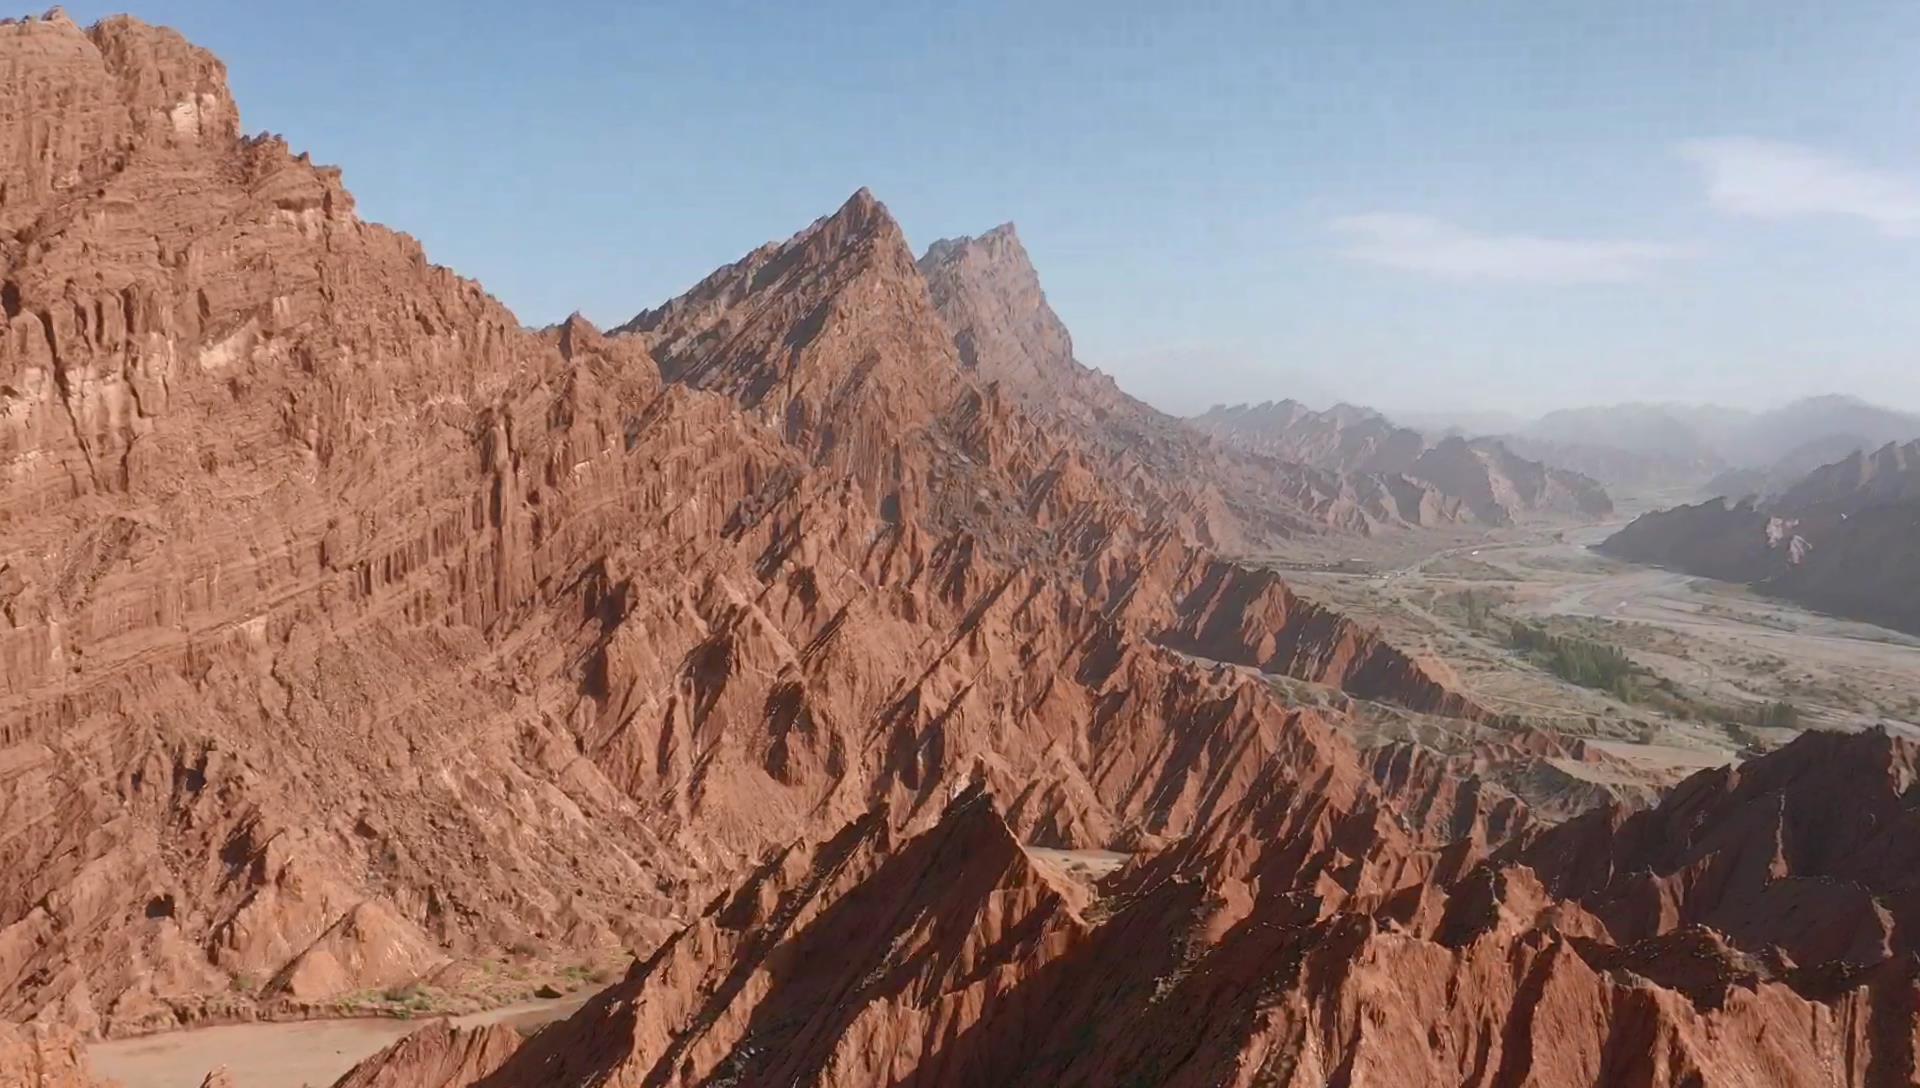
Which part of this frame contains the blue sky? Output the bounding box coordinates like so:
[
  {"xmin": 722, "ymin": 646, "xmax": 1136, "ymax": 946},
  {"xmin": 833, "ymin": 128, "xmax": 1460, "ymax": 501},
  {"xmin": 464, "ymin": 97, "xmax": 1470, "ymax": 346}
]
[{"xmin": 64, "ymin": 1, "xmax": 1920, "ymax": 417}]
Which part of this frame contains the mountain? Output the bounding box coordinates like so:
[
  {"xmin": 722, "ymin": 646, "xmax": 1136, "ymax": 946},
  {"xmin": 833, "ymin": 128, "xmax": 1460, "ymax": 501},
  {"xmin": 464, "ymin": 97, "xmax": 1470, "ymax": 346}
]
[
  {"xmin": 1706, "ymin": 430, "xmax": 1908, "ymax": 502},
  {"xmin": 0, "ymin": 10, "xmax": 1484, "ymax": 1042},
  {"xmin": 914, "ymin": 226, "xmax": 1500, "ymax": 539},
  {"xmin": 1722, "ymin": 395, "xmax": 1920, "ymax": 468},
  {"xmin": 8, "ymin": 14, "xmax": 1918, "ymax": 1087},
  {"xmin": 1191, "ymin": 400, "xmax": 1427, "ymax": 476},
  {"xmin": 1464, "ymin": 397, "xmax": 1920, "ymax": 491},
  {"xmin": 341, "ymin": 727, "xmax": 1920, "ymax": 1087},
  {"xmin": 1193, "ymin": 400, "xmax": 1615, "ymax": 524},
  {"xmin": 1602, "ymin": 440, "xmax": 1920, "ymax": 632}
]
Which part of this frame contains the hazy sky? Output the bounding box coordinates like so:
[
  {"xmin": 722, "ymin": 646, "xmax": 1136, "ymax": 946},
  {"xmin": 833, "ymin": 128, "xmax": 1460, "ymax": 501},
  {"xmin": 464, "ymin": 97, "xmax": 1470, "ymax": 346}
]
[{"xmin": 64, "ymin": 1, "xmax": 1920, "ymax": 417}]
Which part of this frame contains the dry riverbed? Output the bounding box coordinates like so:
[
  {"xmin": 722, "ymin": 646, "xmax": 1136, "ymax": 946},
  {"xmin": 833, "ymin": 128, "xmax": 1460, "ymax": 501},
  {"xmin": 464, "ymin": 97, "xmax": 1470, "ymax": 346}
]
[{"xmin": 88, "ymin": 995, "xmax": 588, "ymax": 1088}]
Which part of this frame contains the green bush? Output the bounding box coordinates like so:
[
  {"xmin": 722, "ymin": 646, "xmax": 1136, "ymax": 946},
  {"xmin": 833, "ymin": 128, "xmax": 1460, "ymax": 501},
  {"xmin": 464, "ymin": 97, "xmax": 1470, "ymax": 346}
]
[{"xmin": 1509, "ymin": 621, "xmax": 1639, "ymax": 696}]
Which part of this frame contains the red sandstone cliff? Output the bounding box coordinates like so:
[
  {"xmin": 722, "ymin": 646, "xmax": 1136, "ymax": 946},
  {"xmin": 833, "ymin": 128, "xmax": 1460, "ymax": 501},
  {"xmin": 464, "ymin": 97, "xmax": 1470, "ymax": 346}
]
[
  {"xmin": 6, "ymin": 13, "xmax": 1914, "ymax": 1088},
  {"xmin": 0, "ymin": 10, "xmax": 1485, "ymax": 1042},
  {"xmin": 341, "ymin": 730, "xmax": 1920, "ymax": 1087}
]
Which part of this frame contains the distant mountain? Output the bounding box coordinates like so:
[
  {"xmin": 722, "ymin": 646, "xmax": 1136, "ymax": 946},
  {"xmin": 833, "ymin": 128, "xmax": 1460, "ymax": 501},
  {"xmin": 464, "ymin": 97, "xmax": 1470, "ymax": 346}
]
[
  {"xmin": 1411, "ymin": 396, "xmax": 1920, "ymax": 491},
  {"xmin": 1193, "ymin": 401, "xmax": 1614, "ymax": 525},
  {"xmin": 1719, "ymin": 395, "xmax": 1920, "ymax": 467},
  {"xmin": 1704, "ymin": 432, "xmax": 1886, "ymax": 501},
  {"xmin": 1601, "ymin": 439, "xmax": 1920, "ymax": 633},
  {"xmin": 1391, "ymin": 408, "xmax": 1529, "ymax": 438},
  {"xmin": 1191, "ymin": 400, "xmax": 1425, "ymax": 476},
  {"xmin": 915, "ymin": 229, "xmax": 1545, "ymax": 538}
]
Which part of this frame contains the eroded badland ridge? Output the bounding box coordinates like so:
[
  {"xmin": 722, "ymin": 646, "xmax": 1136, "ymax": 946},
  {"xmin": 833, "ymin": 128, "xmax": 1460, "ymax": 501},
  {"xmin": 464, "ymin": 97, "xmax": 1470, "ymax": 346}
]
[{"xmin": 2, "ymin": 12, "xmax": 1916, "ymax": 1088}]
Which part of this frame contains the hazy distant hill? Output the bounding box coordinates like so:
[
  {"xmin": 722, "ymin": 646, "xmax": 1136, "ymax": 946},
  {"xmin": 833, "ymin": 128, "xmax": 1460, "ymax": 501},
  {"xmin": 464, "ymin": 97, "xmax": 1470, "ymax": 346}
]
[
  {"xmin": 1193, "ymin": 401, "xmax": 1614, "ymax": 524},
  {"xmin": 1603, "ymin": 439, "xmax": 1920, "ymax": 633},
  {"xmin": 1407, "ymin": 396, "xmax": 1920, "ymax": 491}
]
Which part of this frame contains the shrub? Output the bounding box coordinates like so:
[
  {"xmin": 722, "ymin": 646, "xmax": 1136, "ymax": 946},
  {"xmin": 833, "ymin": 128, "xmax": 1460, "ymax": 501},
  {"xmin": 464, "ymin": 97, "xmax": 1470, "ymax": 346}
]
[{"xmin": 1509, "ymin": 621, "xmax": 1638, "ymax": 696}]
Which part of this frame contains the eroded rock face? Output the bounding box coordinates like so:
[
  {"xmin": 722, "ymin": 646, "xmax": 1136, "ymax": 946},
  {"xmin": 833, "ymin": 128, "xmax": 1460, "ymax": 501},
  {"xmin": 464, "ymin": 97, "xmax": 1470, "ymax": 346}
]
[
  {"xmin": 12, "ymin": 14, "xmax": 1915, "ymax": 1087},
  {"xmin": 0, "ymin": 1021, "xmax": 109, "ymax": 1088},
  {"xmin": 342, "ymin": 730, "xmax": 1920, "ymax": 1088},
  {"xmin": 0, "ymin": 12, "xmax": 1489, "ymax": 1040},
  {"xmin": 328, "ymin": 1021, "xmax": 521, "ymax": 1088}
]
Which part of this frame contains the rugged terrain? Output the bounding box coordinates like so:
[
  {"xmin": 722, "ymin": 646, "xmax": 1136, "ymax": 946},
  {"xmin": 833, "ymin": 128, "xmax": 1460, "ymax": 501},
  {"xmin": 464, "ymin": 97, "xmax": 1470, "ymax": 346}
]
[
  {"xmin": 0, "ymin": 7, "xmax": 1479, "ymax": 1044},
  {"xmin": 913, "ymin": 227, "xmax": 1513, "ymax": 539},
  {"xmin": 340, "ymin": 727, "xmax": 1920, "ymax": 1088},
  {"xmin": 1604, "ymin": 440, "xmax": 1920, "ymax": 633},
  {"xmin": 4, "ymin": 12, "xmax": 1917, "ymax": 1088},
  {"xmin": 1194, "ymin": 400, "xmax": 1615, "ymax": 525}
]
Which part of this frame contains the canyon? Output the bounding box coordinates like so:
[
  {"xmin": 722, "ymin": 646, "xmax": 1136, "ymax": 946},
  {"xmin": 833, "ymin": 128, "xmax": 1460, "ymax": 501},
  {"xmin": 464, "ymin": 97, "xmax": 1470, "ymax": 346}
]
[{"xmin": 0, "ymin": 11, "xmax": 1915, "ymax": 1088}]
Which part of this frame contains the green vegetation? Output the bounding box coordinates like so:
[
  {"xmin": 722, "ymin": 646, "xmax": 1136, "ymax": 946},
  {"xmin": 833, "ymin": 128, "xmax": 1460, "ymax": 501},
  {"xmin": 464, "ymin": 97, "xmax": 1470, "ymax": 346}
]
[
  {"xmin": 1508, "ymin": 620, "xmax": 1639, "ymax": 699},
  {"xmin": 377, "ymin": 981, "xmax": 438, "ymax": 1018},
  {"xmin": 1752, "ymin": 700, "xmax": 1801, "ymax": 730}
]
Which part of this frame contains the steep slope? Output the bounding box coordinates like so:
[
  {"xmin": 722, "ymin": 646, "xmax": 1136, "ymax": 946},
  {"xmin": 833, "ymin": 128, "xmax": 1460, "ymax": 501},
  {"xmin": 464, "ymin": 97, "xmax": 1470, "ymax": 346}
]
[
  {"xmin": 0, "ymin": 11, "xmax": 1488, "ymax": 1039},
  {"xmin": 342, "ymin": 729, "xmax": 1920, "ymax": 1088},
  {"xmin": 1194, "ymin": 401, "xmax": 1615, "ymax": 524},
  {"xmin": 917, "ymin": 229, "xmax": 1474, "ymax": 538},
  {"xmin": 1603, "ymin": 440, "xmax": 1920, "ymax": 632}
]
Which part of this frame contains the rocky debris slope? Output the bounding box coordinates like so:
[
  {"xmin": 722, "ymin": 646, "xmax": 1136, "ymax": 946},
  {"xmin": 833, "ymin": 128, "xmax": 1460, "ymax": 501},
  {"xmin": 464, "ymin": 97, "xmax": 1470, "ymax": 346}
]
[
  {"xmin": 341, "ymin": 728, "xmax": 1920, "ymax": 1088},
  {"xmin": 1602, "ymin": 440, "xmax": 1920, "ymax": 633},
  {"xmin": 0, "ymin": 11, "xmax": 1488, "ymax": 1040},
  {"xmin": 1194, "ymin": 400, "xmax": 1614, "ymax": 525}
]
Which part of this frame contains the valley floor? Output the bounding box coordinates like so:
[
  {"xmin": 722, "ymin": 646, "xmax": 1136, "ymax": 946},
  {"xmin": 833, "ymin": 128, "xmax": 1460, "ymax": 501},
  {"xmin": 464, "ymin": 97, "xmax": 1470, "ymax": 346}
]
[
  {"xmin": 86, "ymin": 997, "xmax": 588, "ymax": 1088},
  {"xmin": 1269, "ymin": 513, "xmax": 1920, "ymax": 772}
]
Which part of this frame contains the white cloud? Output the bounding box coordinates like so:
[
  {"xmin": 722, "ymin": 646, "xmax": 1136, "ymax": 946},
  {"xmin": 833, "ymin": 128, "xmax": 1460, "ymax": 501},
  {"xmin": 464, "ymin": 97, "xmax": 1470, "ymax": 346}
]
[
  {"xmin": 1680, "ymin": 138, "xmax": 1920, "ymax": 236},
  {"xmin": 1330, "ymin": 213, "xmax": 1691, "ymax": 284}
]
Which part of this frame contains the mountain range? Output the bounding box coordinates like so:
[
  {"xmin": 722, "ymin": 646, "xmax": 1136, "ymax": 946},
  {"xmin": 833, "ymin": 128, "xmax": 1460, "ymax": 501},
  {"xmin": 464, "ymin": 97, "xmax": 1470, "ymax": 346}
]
[
  {"xmin": 1193, "ymin": 400, "xmax": 1615, "ymax": 525},
  {"xmin": 1410, "ymin": 396, "xmax": 1920, "ymax": 492},
  {"xmin": 2, "ymin": 13, "xmax": 1916, "ymax": 1088}
]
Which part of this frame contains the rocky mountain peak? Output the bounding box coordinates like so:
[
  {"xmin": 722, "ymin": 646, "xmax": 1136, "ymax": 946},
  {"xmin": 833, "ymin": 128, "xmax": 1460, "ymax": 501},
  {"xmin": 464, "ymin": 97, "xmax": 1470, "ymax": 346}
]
[
  {"xmin": 0, "ymin": 12, "xmax": 239, "ymax": 231},
  {"xmin": 610, "ymin": 187, "xmax": 964, "ymax": 486},
  {"xmin": 916, "ymin": 222, "xmax": 1075, "ymax": 390}
]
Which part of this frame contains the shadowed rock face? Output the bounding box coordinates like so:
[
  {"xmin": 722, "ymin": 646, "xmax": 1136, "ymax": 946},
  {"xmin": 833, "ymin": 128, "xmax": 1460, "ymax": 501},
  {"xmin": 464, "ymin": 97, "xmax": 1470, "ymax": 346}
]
[
  {"xmin": 343, "ymin": 730, "xmax": 1920, "ymax": 1088},
  {"xmin": 0, "ymin": 10, "xmax": 1483, "ymax": 1046},
  {"xmin": 1602, "ymin": 440, "xmax": 1920, "ymax": 632}
]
